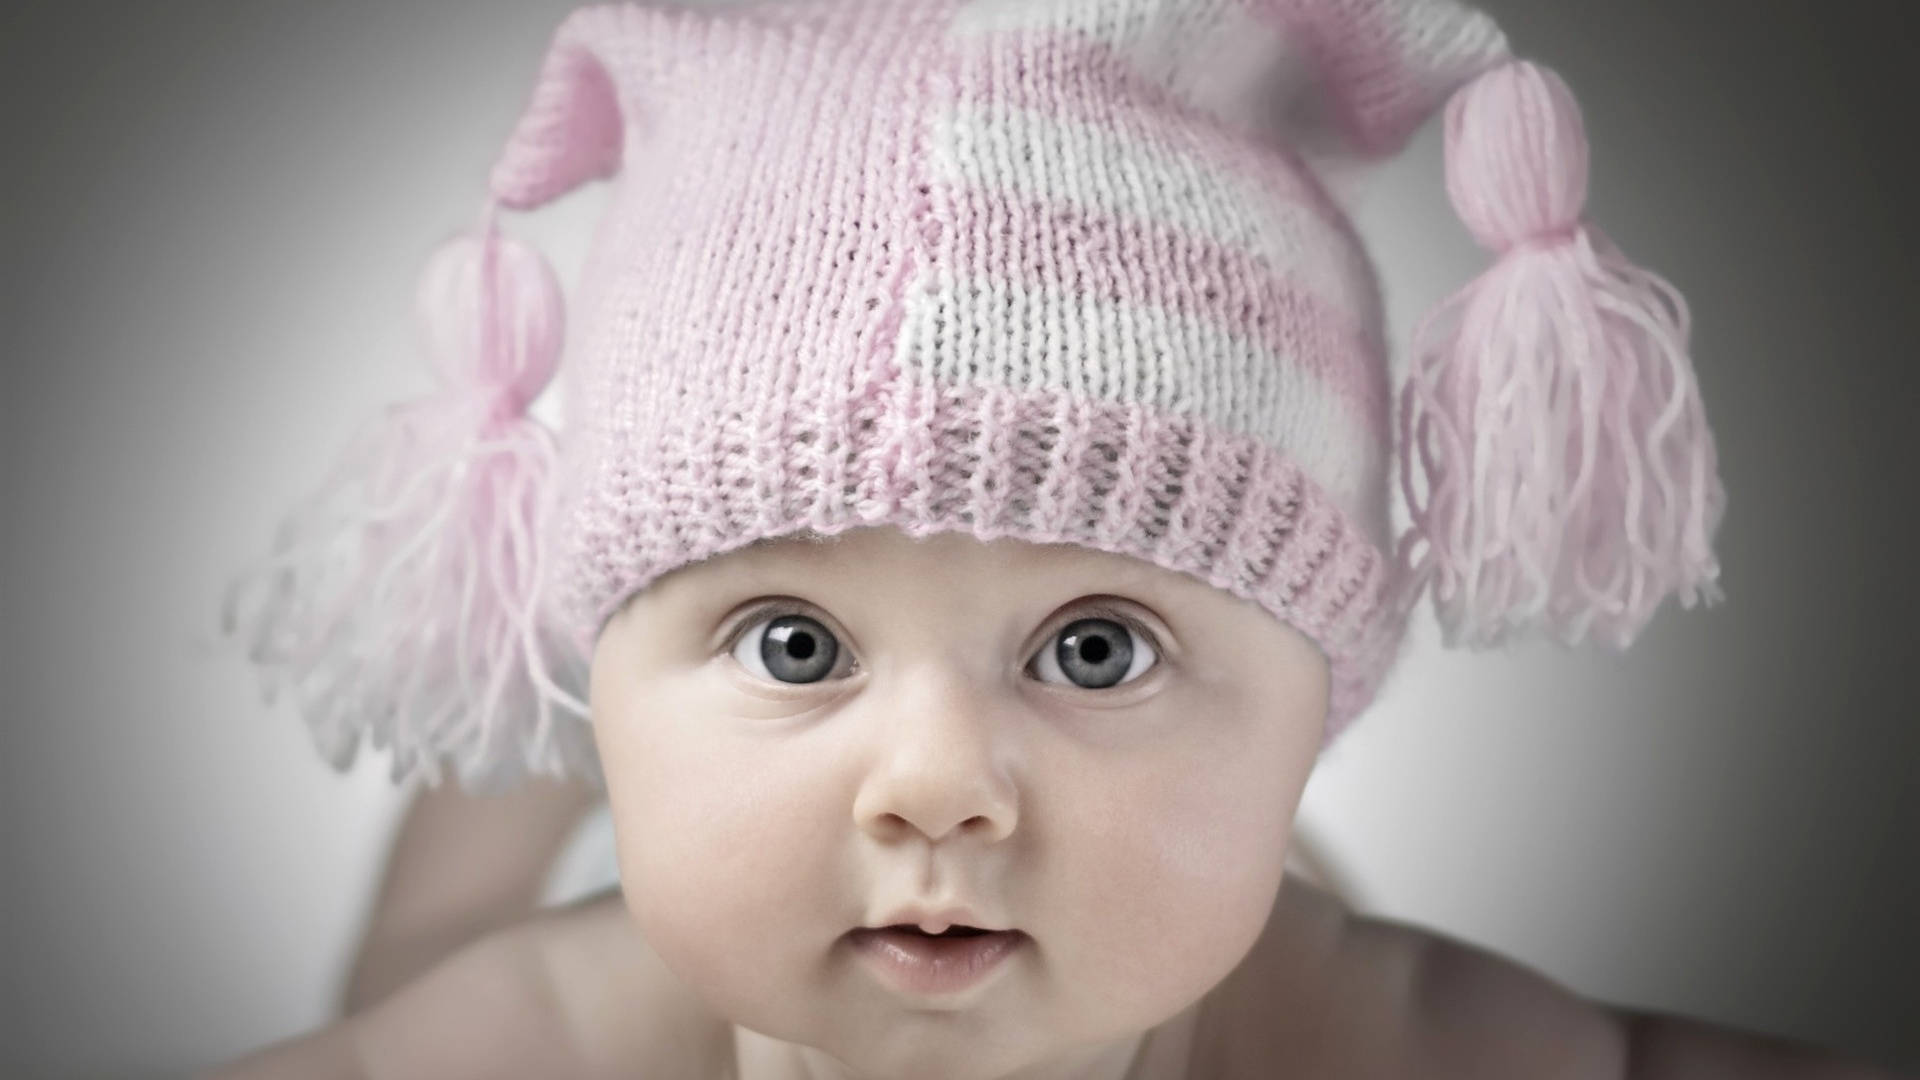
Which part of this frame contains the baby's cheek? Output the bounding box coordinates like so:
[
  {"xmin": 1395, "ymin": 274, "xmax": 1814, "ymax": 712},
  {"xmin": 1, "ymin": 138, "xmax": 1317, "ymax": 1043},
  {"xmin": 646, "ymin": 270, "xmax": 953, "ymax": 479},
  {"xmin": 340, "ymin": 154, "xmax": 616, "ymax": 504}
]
[
  {"xmin": 606, "ymin": 738, "xmax": 838, "ymax": 1013},
  {"xmin": 1059, "ymin": 759, "xmax": 1293, "ymax": 1014}
]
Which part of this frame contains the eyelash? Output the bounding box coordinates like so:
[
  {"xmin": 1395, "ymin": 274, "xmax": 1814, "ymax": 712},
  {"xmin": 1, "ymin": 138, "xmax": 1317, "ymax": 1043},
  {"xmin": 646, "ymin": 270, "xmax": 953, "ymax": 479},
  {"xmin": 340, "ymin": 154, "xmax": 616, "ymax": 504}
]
[{"xmin": 721, "ymin": 599, "xmax": 1163, "ymax": 679}]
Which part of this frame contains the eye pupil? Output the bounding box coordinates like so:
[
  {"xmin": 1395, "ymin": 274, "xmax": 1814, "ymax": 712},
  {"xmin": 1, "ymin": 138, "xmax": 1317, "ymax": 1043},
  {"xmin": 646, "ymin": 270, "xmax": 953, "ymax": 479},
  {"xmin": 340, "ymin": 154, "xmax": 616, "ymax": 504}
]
[{"xmin": 1077, "ymin": 637, "xmax": 1110, "ymax": 664}]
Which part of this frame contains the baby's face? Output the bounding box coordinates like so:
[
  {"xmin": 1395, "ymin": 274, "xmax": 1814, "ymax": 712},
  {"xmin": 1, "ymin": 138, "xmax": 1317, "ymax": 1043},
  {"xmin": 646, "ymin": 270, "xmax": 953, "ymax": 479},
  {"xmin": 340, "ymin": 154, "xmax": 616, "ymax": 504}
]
[{"xmin": 589, "ymin": 525, "xmax": 1328, "ymax": 1077}]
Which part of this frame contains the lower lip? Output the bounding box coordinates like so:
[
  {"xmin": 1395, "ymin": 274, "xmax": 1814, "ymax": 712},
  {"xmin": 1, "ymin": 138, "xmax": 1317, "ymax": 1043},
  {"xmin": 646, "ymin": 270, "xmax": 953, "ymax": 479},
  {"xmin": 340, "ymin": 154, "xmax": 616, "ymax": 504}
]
[{"xmin": 847, "ymin": 928, "xmax": 1026, "ymax": 995}]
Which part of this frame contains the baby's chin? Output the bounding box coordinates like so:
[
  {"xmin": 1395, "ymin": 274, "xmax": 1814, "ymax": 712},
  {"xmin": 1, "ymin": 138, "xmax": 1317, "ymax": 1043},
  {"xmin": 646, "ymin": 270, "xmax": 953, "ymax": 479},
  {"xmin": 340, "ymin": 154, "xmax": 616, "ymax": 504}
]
[
  {"xmin": 707, "ymin": 936, "xmax": 1216, "ymax": 1080},
  {"xmin": 729, "ymin": 1010, "xmax": 1148, "ymax": 1080}
]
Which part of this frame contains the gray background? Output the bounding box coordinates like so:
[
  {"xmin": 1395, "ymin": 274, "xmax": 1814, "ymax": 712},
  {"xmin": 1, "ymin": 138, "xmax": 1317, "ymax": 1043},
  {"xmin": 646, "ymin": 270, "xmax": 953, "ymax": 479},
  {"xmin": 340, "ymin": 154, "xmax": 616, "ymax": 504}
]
[{"xmin": 3, "ymin": 1, "xmax": 1915, "ymax": 1076}]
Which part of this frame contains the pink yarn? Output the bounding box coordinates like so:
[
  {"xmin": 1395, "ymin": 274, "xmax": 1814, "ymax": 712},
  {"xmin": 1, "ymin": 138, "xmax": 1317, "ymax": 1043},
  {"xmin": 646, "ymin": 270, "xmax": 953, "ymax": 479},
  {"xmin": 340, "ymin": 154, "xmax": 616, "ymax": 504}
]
[
  {"xmin": 1443, "ymin": 61, "xmax": 1590, "ymax": 248},
  {"xmin": 218, "ymin": 206, "xmax": 596, "ymax": 791},
  {"xmin": 1393, "ymin": 60, "xmax": 1727, "ymax": 650}
]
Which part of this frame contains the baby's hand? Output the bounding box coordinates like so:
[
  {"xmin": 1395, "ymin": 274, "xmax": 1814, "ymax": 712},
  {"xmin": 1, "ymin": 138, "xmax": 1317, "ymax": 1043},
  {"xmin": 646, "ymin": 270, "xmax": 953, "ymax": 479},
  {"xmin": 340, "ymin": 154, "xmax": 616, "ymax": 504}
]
[{"xmin": 1205, "ymin": 877, "xmax": 1906, "ymax": 1078}]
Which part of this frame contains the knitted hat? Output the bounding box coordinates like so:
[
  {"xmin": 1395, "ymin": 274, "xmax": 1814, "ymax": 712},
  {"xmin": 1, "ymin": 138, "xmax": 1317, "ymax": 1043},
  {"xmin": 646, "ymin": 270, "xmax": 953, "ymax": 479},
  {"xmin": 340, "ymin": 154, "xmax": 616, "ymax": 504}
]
[{"xmin": 221, "ymin": 0, "xmax": 1727, "ymax": 793}]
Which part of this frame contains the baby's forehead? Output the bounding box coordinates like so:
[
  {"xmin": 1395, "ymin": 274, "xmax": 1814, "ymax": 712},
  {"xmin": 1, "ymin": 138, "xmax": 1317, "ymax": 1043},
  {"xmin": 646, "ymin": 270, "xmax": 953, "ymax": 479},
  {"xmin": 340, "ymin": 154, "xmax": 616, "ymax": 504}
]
[{"xmin": 684, "ymin": 528, "xmax": 1214, "ymax": 616}]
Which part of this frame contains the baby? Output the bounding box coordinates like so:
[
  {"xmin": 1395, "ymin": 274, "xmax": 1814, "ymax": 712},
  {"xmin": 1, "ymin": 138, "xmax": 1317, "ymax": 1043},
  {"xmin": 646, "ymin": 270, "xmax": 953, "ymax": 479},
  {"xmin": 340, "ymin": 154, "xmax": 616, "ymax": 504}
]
[
  {"xmin": 208, "ymin": 525, "xmax": 1898, "ymax": 1077},
  {"xmin": 205, "ymin": 0, "xmax": 1904, "ymax": 1075}
]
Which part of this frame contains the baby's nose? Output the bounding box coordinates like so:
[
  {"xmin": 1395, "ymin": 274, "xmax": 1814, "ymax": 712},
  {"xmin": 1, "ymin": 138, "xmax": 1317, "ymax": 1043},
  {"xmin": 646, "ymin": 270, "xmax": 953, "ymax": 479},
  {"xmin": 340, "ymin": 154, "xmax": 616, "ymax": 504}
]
[{"xmin": 849, "ymin": 680, "xmax": 1019, "ymax": 844}]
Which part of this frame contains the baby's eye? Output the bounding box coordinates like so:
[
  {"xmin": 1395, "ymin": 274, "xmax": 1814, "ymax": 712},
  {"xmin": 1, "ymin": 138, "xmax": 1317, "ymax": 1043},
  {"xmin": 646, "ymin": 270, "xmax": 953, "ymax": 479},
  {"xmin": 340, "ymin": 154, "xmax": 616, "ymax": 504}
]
[
  {"xmin": 726, "ymin": 606, "xmax": 1161, "ymax": 691},
  {"xmin": 731, "ymin": 611, "xmax": 846, "ymax": 685},
  {"xmin": 1028, "ymin": 615, "xmax": 1159, "ymax": 690}
]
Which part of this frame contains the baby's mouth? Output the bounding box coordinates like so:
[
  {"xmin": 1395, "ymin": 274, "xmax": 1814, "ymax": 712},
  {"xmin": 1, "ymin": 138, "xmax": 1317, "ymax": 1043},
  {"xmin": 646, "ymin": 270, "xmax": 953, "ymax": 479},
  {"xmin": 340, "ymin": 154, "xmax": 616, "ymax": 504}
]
[
  {"xmin": 845, "ymin": 925, "xmax": 1028, "ymax": 994},
  {"xmin": 848, "ymin": 924, "xmax": 1015, "ymax": 947}
]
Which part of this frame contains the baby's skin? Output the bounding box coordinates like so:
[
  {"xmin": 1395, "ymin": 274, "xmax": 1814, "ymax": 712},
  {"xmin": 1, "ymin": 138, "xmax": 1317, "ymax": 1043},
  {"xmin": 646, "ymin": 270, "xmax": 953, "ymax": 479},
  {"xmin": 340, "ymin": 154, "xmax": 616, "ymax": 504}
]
[{"xmin": 206, "ymin": 526, "xmax": 1900, "ymax": 1078}]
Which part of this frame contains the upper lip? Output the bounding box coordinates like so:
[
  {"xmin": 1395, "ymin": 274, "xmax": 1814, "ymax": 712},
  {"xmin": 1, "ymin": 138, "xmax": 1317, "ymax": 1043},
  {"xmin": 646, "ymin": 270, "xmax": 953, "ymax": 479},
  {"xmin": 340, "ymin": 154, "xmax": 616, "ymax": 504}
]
[{"xmin": 861, "ymin": 904, "xmax": 1013, "ymax": 935}]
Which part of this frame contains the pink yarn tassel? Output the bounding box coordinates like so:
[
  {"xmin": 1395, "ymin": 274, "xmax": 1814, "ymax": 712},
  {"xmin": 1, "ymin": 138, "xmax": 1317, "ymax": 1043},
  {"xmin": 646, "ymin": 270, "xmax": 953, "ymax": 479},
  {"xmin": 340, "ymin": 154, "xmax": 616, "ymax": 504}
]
[
  {"xmin": 1393, "ymin": 60, "xmax": 1727, "ymax": 651},
  {"xmin": 221, "ymin": 202, "xmax": 596, "ymax": 791}
]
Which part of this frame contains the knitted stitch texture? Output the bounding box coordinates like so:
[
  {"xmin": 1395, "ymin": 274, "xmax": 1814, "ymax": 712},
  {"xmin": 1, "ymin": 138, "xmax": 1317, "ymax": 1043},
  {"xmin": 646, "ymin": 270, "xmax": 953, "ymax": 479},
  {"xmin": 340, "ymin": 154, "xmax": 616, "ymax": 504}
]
[{"xmin": 510, "ymin": 0, "xmax": 1507, "ymax": 737}]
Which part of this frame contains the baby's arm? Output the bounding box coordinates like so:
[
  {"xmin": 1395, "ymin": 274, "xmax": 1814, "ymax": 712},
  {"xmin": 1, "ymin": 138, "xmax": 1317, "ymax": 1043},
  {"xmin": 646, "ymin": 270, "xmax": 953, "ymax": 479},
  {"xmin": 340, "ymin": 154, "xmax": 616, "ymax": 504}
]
[
  {"xmin": 203, "ymin": 915, "xmax": 584, "ymax": 1079},
  {"xmin": 1394, "ymin": 918, "xmax": 1899, "ymax": 1078},
  {"xmin": 1217, "ymin": 878, "xmax": 1906, "ymax": 1078},
  {"xmin": 342, "ymin": 774, "xmax": 602, "ymax": 1013},
  {"xmin": 201, "ymin": 891, "xmax": 715, "ymax": 1080}
]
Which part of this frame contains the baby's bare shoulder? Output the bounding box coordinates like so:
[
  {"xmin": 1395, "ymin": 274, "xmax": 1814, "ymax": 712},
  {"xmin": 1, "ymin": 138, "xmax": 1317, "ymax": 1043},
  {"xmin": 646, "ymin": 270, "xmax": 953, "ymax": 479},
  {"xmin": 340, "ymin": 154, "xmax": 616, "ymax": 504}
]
[
  {"xmin": 1195, "ymin": 878, "xmax": 1897, "ymax": 1079},
  {"xmin": 1193, "ymin": 877, "xmax": 1622, "ymax": 1079},
  {"xmin": 327, "ymin": 889, "xmax": 729, "ymax": 1079},
  {"xmin": 525, "ymin": 889, "xmax": 734, "ymax": 1076}
]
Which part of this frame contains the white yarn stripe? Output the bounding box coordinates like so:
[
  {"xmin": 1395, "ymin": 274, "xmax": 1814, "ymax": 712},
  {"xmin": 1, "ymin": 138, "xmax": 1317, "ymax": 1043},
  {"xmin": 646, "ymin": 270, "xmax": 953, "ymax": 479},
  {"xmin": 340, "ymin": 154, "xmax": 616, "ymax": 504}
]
[
  {"xmin": 950, "ymin": 0, "xmax": 1240, "ymax": 42},
  {"xmin": 948, "ymin": 0, "xmax": 1308, "ymax": 141},
  {"xmin": 928, "ymin": 96, "xmax": 1372, "ymax": 324},
  {"xmin": 894, "ymin": 268, "xmax": 1378, "ymax": 518}
]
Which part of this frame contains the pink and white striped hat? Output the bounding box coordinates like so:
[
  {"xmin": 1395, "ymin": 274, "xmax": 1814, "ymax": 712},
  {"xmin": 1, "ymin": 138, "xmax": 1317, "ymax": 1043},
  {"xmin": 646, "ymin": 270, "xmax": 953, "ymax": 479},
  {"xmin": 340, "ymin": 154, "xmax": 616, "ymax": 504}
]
[{"xmin": 223, "ymin": 0, "xmax": 1727, "ymax": 791}]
